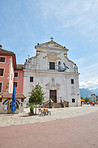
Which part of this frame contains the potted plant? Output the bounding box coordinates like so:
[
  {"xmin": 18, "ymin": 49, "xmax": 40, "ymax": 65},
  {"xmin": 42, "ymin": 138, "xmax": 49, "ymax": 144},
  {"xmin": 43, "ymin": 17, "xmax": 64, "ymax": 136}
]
[
  {"xmin": 29, "ymin": 84, "xmax": 45, "ymax": 114},
  {"xmin": 30, "ymin": 105, "xmax": 34, "ymax": 115}
]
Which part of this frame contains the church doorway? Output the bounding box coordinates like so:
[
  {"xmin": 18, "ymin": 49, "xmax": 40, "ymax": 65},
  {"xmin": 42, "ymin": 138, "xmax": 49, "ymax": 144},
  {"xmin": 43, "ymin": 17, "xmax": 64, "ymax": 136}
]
[{"xmin": 50, "ymin": 90, "xmax": 57, "ymax": 103}]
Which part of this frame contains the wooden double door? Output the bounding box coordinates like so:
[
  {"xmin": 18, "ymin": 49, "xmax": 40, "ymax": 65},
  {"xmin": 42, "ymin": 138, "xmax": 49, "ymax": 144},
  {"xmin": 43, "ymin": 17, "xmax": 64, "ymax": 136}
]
[{"xmin": 50, "ymin": 90, "xmax": 57, "ymax": 103}]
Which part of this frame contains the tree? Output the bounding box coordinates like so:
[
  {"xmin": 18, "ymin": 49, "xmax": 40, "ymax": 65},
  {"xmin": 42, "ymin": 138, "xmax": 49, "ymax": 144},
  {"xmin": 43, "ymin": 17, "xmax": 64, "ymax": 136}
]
[
  {"xmin": 81, "ymin": 97, "xmax": 84, "ymax": 100},
  {"xmin": 84, "ymin": 97, "xmax": 89, "ymax": 103},
  {"xmin": 29, "ymin": 84, "xmax": 45, "ymax": 114}
]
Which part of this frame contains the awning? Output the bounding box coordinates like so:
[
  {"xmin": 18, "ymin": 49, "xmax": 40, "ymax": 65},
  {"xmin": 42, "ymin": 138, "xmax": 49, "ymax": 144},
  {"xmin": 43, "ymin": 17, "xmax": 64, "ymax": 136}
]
[
  {"xmin": 80, "ymin": 99, "xmax": 84, "ymax": 101},
  {"xmin": 0, "ymin": 92, "xmax": 26, "ymax": 99}
]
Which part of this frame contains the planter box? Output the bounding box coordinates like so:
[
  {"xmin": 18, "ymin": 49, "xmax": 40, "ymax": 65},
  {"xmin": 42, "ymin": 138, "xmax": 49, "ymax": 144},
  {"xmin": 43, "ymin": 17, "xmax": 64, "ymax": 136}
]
[{"xmin": 29, "ymin": 110, "xmax": 34, "ymax": 116}]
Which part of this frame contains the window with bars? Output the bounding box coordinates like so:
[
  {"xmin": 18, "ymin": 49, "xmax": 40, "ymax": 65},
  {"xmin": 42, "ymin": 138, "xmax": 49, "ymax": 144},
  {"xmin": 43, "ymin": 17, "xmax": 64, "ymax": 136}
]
[
  {"xmin": 0, "ymin": 57, "xmax": 5, "ymax": 62},
  {"xmin": 0, "ymin": 69, "xmax": 4, "ymax": 76},
  {"xmin": 49, "ymin": 62, "xmax": 55, "ymax": 70}
]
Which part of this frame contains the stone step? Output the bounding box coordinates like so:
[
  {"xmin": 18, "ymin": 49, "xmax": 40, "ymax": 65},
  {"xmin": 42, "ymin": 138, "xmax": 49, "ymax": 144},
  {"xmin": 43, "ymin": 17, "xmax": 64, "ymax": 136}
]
[{"xmin": 53, "ymin": 103, "xmax": 63, "ymax": 108}]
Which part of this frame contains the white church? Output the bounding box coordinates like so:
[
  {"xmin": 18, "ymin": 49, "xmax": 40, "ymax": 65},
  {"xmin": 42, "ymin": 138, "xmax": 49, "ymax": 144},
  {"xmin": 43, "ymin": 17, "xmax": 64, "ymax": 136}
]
[{"xmin": 23, "ymin": 38, "xmax": 80, "ymax": 107}]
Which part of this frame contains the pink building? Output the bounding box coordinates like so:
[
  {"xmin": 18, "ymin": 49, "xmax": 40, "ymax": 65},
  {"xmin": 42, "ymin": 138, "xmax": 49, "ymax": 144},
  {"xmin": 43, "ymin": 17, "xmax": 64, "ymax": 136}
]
[
  {"xmin": 14, "ymin": 64, "xmax": 24, "ymax": 94},
  {"xmin": 0, "ymin": 45, "xmax": 16, "ymax": 93},
  {"xmin": 0, "ymin": 45, "xmax": 25, "ymax": 113}
]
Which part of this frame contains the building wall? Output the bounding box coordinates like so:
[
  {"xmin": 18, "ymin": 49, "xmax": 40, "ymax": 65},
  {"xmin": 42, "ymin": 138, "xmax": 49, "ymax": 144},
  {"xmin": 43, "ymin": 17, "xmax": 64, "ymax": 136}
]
[
  {"xmin": 23, "ymin": 41, "xmax": 80, "ymax": 107},
  {"xmin": 0, "ymin": 54, "xmax": 24, "ymax": 94},
  {"xmin": 8, "ymin": 56, "xmax": 14, "ymax": 93},
  {"xmin": 25, "ymin": 47, "xmax": 78, "ymax": 73},
  {"xmin": 0, "ymin": 48, "xmax": 25, "ymax": 113},
  {"xmin": 23, "ymin": 70, "xmax": 80, "ymax": 106},
  {"xmin": 14, "ymin": 69, "xmax": 24, "ymax": 93},
  {"xmin": 0, "ymin": 55, "xmax": 14, "ymax": 93}
]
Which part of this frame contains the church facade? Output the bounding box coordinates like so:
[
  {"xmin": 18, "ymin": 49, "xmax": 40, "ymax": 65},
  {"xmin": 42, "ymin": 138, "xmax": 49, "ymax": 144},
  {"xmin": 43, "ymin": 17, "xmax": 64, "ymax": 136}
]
[{"xmin": 23, "ymin": 39, "xmax": 80, "ymax": 107}]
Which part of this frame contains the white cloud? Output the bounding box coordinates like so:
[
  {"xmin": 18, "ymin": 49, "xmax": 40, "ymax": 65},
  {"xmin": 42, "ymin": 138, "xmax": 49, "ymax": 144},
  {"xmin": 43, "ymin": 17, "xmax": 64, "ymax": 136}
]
[
  {"xmin": 79, "ymin": 62, "xmax": 98, "ymax": 89},
  {"xmin": 80, "ymin": 79, "xmax": 98, "ymax": 89},
  {"xmin": 39, "ymin": 0, "xmax": 98, "ymax": 41},
  {"xmin": 76, "ymin": 51, "xmax": 98, "ymax": 89}
]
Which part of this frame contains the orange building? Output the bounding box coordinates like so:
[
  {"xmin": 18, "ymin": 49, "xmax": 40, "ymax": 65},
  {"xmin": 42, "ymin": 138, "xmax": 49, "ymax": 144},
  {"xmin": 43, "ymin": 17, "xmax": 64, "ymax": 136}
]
[{"xmin": 0, "ymin": 45, "xmax": 25, "ymax": 113}]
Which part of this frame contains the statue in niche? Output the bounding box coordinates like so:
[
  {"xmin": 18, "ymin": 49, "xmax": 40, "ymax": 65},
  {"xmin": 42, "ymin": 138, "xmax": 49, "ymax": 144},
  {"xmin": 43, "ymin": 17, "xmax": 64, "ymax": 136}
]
[
  {"xmin": 58, "ymin": 61, "xmax": 69, "ymax": 72},
  {"xmin": 74, "ymin": 64, "xmax": 78, "ymax": 73}
]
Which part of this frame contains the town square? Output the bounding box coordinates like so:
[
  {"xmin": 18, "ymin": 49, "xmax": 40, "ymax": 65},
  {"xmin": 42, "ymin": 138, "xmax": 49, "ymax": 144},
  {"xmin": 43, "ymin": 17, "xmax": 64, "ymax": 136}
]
[
  {"xmin": 0, "ymin": 105, "xmax": 98, "ymax": 148},
  {"xmin": 0, "ymin": 0, "xmax": 98, "ymax": 148}
]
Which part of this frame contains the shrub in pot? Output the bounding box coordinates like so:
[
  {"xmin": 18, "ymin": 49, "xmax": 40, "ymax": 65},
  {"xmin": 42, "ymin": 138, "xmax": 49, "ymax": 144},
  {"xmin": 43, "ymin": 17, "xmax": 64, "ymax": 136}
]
[{"xmin": 30, "ymin": 105, "xmax": 34, "ymax": 114}]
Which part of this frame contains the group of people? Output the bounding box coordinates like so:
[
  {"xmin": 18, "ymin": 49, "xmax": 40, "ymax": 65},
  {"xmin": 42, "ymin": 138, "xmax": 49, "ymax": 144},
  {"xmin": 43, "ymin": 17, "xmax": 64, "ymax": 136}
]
[
  {"xmin": 81, "ymin": 101, "xmax": 96, "ymax": 106},
  {"xmin": 38, "ymin": 108, "xmax": 51, "ymax": 116}
]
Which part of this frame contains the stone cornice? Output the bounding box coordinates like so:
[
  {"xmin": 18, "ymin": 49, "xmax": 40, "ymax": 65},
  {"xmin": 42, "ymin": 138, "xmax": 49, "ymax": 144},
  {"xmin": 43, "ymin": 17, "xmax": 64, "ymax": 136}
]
[
  {"xmin": 23, "ymin": 69, "xmax": 80, "ymax": 75},
  {"xmin": 35, "ymin": 46, "xmax": 69, "ymax": 52},
  {"xmin": 65, "ymin": 56, "xmax": 75, "ymax": 65}
]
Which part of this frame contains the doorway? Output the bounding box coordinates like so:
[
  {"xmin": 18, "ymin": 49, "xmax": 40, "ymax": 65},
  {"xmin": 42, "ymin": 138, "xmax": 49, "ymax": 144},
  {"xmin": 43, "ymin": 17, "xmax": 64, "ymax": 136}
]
[{"xmin": 50, "ymin": 90, "xmax": 57, "ymax": 103}]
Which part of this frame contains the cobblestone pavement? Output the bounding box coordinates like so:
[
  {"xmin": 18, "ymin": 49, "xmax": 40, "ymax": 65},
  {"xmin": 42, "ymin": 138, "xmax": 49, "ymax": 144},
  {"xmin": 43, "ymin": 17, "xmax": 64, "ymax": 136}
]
[
  {"xmin": 0, "ymin": 105, "xmax": 98, "ymax": 126},
  {"xmin": 0, "ymin": 106, "xmax": 98, "ymax": 148}
]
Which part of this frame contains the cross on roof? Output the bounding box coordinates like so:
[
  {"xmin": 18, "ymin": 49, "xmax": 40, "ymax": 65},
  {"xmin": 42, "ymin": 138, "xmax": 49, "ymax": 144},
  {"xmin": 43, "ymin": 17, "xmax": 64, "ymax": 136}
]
[{"xmin": 50, "ymin": 37, "xmax": 54, "ymax": 41}]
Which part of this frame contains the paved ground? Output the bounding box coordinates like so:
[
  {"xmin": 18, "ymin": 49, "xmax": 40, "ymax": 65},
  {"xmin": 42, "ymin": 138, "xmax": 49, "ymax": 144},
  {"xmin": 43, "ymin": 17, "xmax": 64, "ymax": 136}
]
[
  {"xmin": 0, "ymin": 105, "xmax": 98, "ymax": 126},
  {"xmin": 0, "ymin": 106, "xmax": 98, "ymax": 148}
]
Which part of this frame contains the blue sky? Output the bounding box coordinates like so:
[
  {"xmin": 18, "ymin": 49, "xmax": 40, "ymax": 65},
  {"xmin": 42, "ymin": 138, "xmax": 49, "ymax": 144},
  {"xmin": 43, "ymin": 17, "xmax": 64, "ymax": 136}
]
[{"xmin": 0, "ymin": 0, "xmax": 98, "ymax": 89}]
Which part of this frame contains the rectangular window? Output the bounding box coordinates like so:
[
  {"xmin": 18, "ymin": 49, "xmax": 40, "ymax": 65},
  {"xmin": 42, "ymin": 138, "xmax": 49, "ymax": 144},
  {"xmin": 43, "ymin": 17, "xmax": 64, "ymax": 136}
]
[
  {"xmin": 0, "ymin": 83, "xmax": 2, "ymax": 92},
  {"xmin": 0, "ymin": 57, "xmax": 5, "ymax": 62},
  {"xmin": 30, "ymin": 77, "xmax": 33, "ymax": 82},
  {"xmin": 13, "ymin": 82, "xmax": 18, "ymax": 87},
  {"xmin": 49, "ymin": 62, "xmax": 55, "ymax": 70},
  {"xmin": 72, "ymin": 98, "xmax": 75, "ymax": 103},
  {"xmin": 71, "ymin": 79, "xmax": 74, "ymax": 84},
  {"xmin": 0, "ymin": 69, "xmax": 4, "ymax": 76},
  {"xmin": 14, "ymin": 72, "xmax": 18, "ymax": 77}
]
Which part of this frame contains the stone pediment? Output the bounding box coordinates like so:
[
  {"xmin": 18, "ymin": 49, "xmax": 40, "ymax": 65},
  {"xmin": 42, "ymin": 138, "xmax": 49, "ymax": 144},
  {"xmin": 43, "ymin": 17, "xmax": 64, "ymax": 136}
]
[
  {"xmin": 35, "ymin": 40, "xmax": 69, "ymax": 51},
  {"xmin": 46, "ymin": 83, "xmax": 60, "ymax": 87},
  {"xmin": 46, "ymin": 82, "xmax": 60, "ymax": 90}
]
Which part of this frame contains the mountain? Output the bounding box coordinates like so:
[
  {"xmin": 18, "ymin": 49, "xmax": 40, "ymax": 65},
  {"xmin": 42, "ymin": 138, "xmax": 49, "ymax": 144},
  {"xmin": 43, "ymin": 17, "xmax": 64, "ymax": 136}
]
[
  {"xmin": 90, "ymin": 88, "xmax": 98, "ymax": 95},
  {"xmin": 80, "ymin": 88, "xmax": 98, "ymax": 98},
  {"xmin": 80, "ymin": 88, "xmax": 92, "ymax": 98}
]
